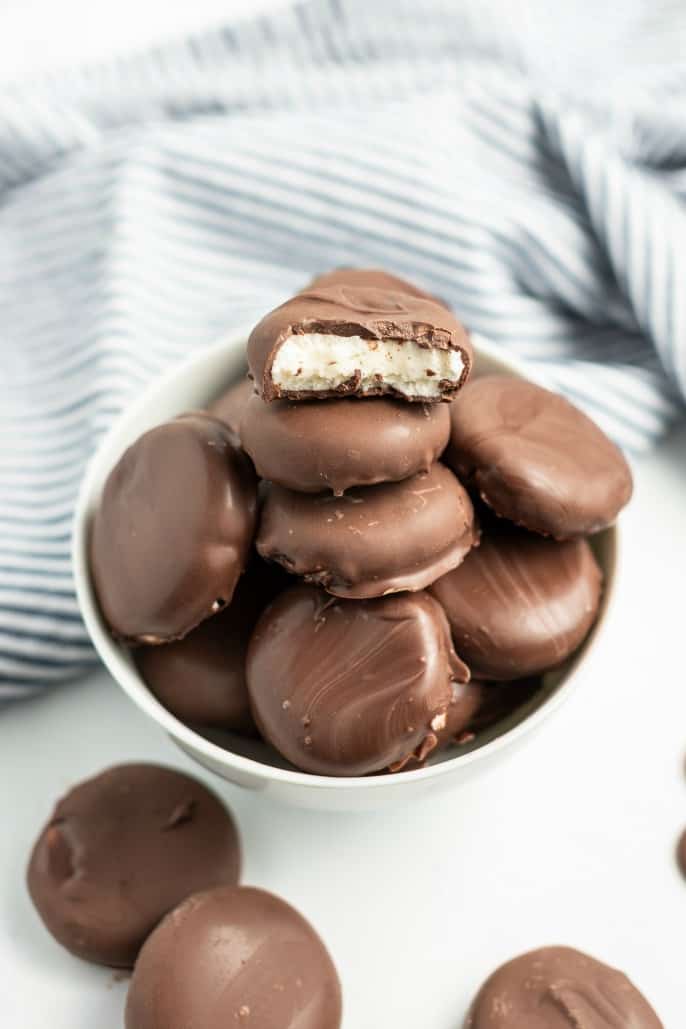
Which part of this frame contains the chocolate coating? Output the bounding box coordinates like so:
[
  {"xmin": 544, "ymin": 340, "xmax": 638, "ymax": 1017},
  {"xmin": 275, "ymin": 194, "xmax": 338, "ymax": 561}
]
[
  {"xmin": 247, "ymin": 585, "xmax": 468, "ymax": 776},
  {"xmin": 431, "ymin": 531, "xmax": 602, "ymax": 680},
  {"xmin": 240, "ymin": 393, "xmax": 450, "ymax": 495},
  {"xmin": 27, "ymin": 764, "xmax": 240, "ymax": 968},
  {"xmin": 247, "ymin": 282, "xmax": 472, "ymax": 402},
  {"xmin": 436, "ymin": 681, "xmax": 486, "ymax": 747},
  {"xmin": 304, "ymin": 267, "xmax": 449, "ymax": 308},
  {"xmin": 398, "ymin": 678, "xmax": 543, "ymax": 770},
  {"xmin": 91, "ymin": 413, "xmax": 258, "ymax": 643},
  {"xmin": 126, "ymin": 886, "xmax": 342, "ymax": 1029},
  {"xmin": 136, "ymin": 559, "xmax": 286, "ymax": 732},
  {"xmin": 208, "ymin": 377, "xmax": 254, "ymax": 436},
  {"xmin": 465, "ymin": 946, "xmax": 663, "ymax": 1028},
  {"xmin": 257, "ymin": 463, "xmax": 478, "ymax": 600},
  {"xmin": 445, "ymin": 376, "xmax": 633, "ymax": 539},
  {"xmin": 397, "ymin": 681, "xmax": 486, "ymax": 771}
]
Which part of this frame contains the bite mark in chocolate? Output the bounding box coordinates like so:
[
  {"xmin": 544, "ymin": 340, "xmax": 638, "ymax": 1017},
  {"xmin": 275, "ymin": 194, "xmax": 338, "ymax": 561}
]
[{"xmin": 247, "ymin": 282, "xmax": 472, "ymax": 403}]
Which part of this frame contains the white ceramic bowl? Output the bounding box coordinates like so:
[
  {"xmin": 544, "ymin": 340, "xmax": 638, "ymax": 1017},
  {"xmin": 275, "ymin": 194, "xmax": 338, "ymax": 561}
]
[{"xmin": 73, "ymin": 331, "xmax": 618, "ymax": 811}]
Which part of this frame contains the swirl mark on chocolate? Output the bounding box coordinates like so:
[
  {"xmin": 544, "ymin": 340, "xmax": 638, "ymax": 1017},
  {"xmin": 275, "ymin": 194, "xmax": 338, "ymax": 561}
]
[
  {"xmin": 247, "ymin": 587, "xmax": 466, "ymax": 775},
  {"xmin": 430, "ymin": 532, "xmax": 602, "ymax": 680}
]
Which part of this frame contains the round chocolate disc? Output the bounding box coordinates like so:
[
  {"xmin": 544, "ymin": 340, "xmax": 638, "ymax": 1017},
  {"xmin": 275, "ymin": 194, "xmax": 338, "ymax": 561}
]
[
  {"xmin": 91, "ymin": 413, "xmax": 258, "ymax": 643},
  {"xmin": 136, "ymin": 559, "xmax": 286, "ymax": 732},
  {"xmin": 247, "ymin": 585, "xmax": 468, "ymax": 776},
  {"xmin": 126, "ymin": 886, "xmax": 342, "ymax": 1029},
  {"xmin": 465, "ymin": 946, "xmax": 663, "ymax": 1028},
  {"xmin": 444, "ymin": 376, "xmax": 633, "ymax": 539},
  {"xmin": 431, "ymin": 531, "xmax": 601, "ymax": 680},
  {"xmin": 27, "ymin": 764, "xmax": 240, "ymax": 968},
  {"xmin": 256, "ymin": 463, "xmax": 478, "ymax": 599},
  {"xmin": 240, "ymin": 393, "xmax": 450, "ymax": 495},
  {"xmin": 208, "ymin": 377, "xmax": 253, "ymax": 437}
]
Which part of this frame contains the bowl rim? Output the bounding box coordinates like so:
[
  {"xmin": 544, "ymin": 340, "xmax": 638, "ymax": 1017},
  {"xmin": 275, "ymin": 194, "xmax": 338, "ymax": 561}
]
[{"xmin": 73, "ymin": 329, "xmax": 618, "ymax": 792}]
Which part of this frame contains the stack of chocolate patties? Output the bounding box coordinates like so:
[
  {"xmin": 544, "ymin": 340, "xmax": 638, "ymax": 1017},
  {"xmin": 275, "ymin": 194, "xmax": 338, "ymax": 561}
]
[
  {"xmin": 235, "ymin": 269, "xmax": 480, "ymax": 775},
  {"xmin": 239, "ymin": 268, "xmax": 634, "ymax": 775},
  {"xmin": 90, "ymin": 267, "xmax": 633, "ymax": 778}
]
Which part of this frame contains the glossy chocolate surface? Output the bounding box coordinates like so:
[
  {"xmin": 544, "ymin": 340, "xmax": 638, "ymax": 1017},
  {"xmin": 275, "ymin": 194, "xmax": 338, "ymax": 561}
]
[
  {"xmin": 208, "ymin": 377, "xmax": 254, "ymax": 437},
  {"xmin": 444, "ymin": 376, "xmax": 633, "ymax": 539},
  {"xmin": 431, "ymin": 531, "xmax": 602, "ymax": 680},
  {"xmin": 136, "ymin": 559, "xmax": 287, "ymax": 732},
  {"xmin": 465, "ymin": 946, "xmax": 663, "ymax": 1028},
  {"xmin": 304, "ymin": 267, "xmax": 449, "ymax": 308},
  {"xmin": 398, "ymin": 677, "xmax": 543, "ymax": 770},
  {"xmin": 240, "ymin": 393, "xmax": 450, "ymax": 495},
  {"xmin": 396, "ymin": 680, "xmax": 485, "ymax": 771},
  {"xmin": 27, "ymin": 764, "xmax": 240, "ymax": 968},
  {"xmin": 247, "ymin": 282, "xmax": 472, "ymax": 402},
  {"xmin": 91, "ymin": 413, "xmax": 258, "ymax": 643},
  {"xmin": 126, "ymin": 886, "xmax": 342, "ymax": 1029},
  {"xmin": 256, "ymin": 463, "xmax": 478, "ymax": 600},
  {"xmin": 247, "ymin": 585, "xmax": 468, "ymax": 776},
  {"xmin": 435, "ymin": 681, "xmax": 486, "ymax": 748}
]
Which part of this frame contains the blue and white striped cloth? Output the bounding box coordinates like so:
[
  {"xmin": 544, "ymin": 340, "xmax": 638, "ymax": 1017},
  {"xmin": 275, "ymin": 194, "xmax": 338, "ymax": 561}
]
[{"xmin": 2, "ymin": 0, "xmax": 686, "ymax": 698}]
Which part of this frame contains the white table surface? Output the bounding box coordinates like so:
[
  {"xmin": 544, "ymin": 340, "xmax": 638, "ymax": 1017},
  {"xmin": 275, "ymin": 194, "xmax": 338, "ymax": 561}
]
[
  {"xmin": 1, "ymin": 2, "xmax": 685, "ymax": 1025},
  {"xmin": 2, "ymin": 421, "xmax": 684, "ymax": 1028}
]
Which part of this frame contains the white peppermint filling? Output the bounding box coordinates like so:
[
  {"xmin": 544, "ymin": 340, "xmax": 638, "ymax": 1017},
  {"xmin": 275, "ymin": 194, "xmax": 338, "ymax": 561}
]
[{"xmin": 272, "ymin": 333, "xmax": 464, "ymax": 398}]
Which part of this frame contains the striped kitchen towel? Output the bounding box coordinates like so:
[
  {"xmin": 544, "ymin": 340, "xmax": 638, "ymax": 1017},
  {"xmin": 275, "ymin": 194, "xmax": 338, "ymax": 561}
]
[{"xmin": 2, "ymin": 0, "xmax": 686, "ymax": 697}]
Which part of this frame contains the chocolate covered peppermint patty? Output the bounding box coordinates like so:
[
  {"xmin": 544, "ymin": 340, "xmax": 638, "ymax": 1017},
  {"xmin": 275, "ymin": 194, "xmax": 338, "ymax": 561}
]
[
  {"xmin": 247, "ymin": 585, "xmax": 468, "ymax": 776},
  {"xmin": 126, "ymin": 886, "xmax": 342, "ymax": 1029},
  {"xmin": 240, "ymin": 392, "xmax": 450, "ymax": 495},
  {"xmin": 444, "ymin": 375, "xmax": 633, "ymax": 539},
  {"xmin": 91, "ymin": 413, "xmax": 257, "ymax": 643},
  {"xmin": 465, "ymin": 946, "xmax": 663, "ymax": 1028},
  {"xmin": 27, "ymin": 764, "xmax": 240, "ymax": 968},
  {"xmin": 431, "ymin": 530, "xmax": 602, "ymax": 680},
  {"xmin": 256, "ymin": 463, "xmax": 478, "ymax": 600},
  {"xmin": 136, "ymin": 558, "xmax": 287, "ymax": 732},
  {"xmin": 247, "ymin": 280, "xmax": 472, "ymax": 403}
]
